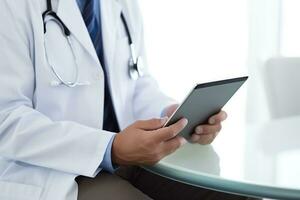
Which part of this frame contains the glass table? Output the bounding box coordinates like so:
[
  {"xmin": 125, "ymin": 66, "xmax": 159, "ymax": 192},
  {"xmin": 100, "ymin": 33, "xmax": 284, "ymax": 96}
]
[{"xmin": 144, "ymin": 115, "xmax": 300, "ymax": 199}]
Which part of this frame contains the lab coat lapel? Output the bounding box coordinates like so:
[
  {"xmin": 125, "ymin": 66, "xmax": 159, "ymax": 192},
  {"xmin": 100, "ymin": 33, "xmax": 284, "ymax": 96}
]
[
  {"xmin": 57, "ymin": 0, "xmax": 100, "ymax": 66},
  {"xmin": 101, "ymin": 0, "xmax": 122, "ymax": 76}
]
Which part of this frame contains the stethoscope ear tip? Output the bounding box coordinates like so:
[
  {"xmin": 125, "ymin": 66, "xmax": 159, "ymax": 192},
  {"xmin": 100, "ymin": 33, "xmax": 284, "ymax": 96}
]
[
  {"xmin": 50, "ymin": 80, "xmax": 61, "ymax": 87},
  {"xmin": 50, "ymin": 80, "xmax": 91, "ymax": 87}
]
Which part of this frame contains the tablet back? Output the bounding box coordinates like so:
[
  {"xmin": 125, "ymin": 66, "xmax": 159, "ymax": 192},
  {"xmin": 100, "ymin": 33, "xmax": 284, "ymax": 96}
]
[{"xmin": 165, "ymin": 77, "xmax": 248, "ymax": 140}]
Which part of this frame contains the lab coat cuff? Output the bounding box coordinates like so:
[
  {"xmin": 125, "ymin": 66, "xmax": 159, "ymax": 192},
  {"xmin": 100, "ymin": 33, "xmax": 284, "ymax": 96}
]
[
  {"xmin": 86, "ymin": 131, "xmax": 116, "ymax": 177},
  {"xmin": 99, "ymin": 134, "xmax": 119, "ymax": 173}
]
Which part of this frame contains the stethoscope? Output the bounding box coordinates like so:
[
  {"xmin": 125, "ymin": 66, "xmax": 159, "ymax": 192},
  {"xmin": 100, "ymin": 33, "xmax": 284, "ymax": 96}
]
[{"xmin": 42, "ymin": 0, "xmax": 144, "ymax": 88}]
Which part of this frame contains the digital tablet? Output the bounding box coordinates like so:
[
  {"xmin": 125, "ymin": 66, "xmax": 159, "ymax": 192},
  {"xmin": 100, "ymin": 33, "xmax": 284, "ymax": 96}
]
[{"xmin": 163, "ymin": 76, "xmax": 248, "ymax": 140}]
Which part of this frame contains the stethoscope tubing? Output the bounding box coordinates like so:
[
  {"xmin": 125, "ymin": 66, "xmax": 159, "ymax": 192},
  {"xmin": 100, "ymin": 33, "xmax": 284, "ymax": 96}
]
[
  {"xmin": 120, "ymin": 12, "xmax": 133, "ymax": 44},
  {"xmin": 43, "ymin": 0, "xmax": 143, "ymax": 87}
]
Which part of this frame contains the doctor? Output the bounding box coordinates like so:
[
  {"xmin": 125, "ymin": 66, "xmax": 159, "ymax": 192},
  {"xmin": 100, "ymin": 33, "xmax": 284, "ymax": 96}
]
[{"xmin": 0, "ymin": 0, "xmax": 254, "ymax": 200}]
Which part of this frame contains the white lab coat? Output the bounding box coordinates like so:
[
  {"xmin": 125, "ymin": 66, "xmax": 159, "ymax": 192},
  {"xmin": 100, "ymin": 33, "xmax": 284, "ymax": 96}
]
[{"xmin": 0, "ymin": 0, "xmax": 173, "ymax": 199}]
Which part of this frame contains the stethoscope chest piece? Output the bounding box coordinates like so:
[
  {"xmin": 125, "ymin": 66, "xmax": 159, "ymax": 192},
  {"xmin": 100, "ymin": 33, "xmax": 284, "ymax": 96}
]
[
  {"xmin": 129, "ymin": 56, "xmax": 144, "ymax": 80},
  {"xmin": 136, "ymin": 56, "xmax": 144, "ymax": 77}
]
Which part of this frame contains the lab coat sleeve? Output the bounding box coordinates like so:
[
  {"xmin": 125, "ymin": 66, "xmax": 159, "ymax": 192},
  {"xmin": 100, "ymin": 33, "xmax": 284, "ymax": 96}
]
[
  {"xmin": 0, "ymin": 1, "xmax": 114, "ymax": 178},
  {"xmin": 99, "ymin": 135, "xmax": 118, "ymax": 173},
  {"xmin": 132, "ymin": 3, "xmax": 177, "ymax": 120}
]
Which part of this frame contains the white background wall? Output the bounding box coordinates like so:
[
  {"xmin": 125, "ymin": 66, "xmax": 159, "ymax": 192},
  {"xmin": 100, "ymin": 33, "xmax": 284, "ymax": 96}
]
[
  {"xmin": 281, "ymin": 0, "xmax": 300, "ymax": 56},
  {"xmin": 139, "ymin": 0, "xmax": 248, "ymax": 102},
  {"xmin": 139, "ymin": 0, "xmax": 300, "ymax": 124}
]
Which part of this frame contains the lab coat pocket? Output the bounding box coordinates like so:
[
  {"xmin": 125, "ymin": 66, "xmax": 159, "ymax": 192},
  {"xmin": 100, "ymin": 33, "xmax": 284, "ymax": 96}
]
[{"xmin": 0, "ymin": 181, "xmax": 42, "ymax": 200}]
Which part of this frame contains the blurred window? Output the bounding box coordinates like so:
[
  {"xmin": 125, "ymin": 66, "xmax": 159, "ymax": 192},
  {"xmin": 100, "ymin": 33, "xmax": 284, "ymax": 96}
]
[
  {"xmin": 139, "ymin": 0, "xmax": 248, "ymax": 101},
  {"xmin": 281, "ymin": 0, "xmax": 300, "ymax": 56}
]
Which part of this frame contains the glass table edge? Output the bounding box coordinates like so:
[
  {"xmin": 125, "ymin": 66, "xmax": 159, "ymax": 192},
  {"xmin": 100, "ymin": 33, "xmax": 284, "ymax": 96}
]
[{"xmin": 142, "ymin": 163, "xmax": 300, "ymax": 200}]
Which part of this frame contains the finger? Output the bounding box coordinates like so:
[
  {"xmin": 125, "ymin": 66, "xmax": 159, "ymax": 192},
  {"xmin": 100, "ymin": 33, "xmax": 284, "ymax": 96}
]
[
  {"xmin": 190, "ymin": 134, "xmax": 201, "ymax": 143},
  {"xmin": 135, "ymin": 117, "xmax": 168, "ymax": 130},
  {"xmin": 154, "ymin": 118, "xmax": 188, "ymax": 142},
  {"xmin": 208, "ymin": 111, "xmax": 227, "ymax": 124},
  {"xmin": 194, "ymin": 124, "xmax": 222, "ymax": 135},
  {"xmin": 199, "ymin": 132, "xmax": 218, "ymax": 145},
  {"xmin": 190, "ymin": 132, "xmax": 218, "ymax": 144},
  {"xmin": 161, "ymin": 136, "xmax": 187, "ymax": 156}
]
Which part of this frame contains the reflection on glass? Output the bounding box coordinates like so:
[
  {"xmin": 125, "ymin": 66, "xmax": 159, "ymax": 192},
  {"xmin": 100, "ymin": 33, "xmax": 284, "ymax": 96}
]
[
  {"xmin": 161, "ymin": 144, "xmax": 220, "ymax": 175},
  {"xmin": 245, "ymin": 117, "xmax": 300, "ymax": 189}
]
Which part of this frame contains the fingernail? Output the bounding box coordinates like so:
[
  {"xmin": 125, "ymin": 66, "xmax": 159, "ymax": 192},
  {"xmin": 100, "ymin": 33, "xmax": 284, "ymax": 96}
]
[
  {"xmin": 222, "ymin": 112, "xmax": 227, "ymax": 120},
  {"xmin": 179, "ymin": 137, "xmax": 187, "ymax": 146},
  {"xmin": 190, "ymin": 134, "xmax": 200, "ymax": 143},
  {"xmin": 182, "ymin": 118, "xmax": 188, "ymax": 126},
  {"xmin": 209, "ymin": 118, "xmax": 215, "ymax": 124},
  {"xmin": 195, "ymin": 127, "xmax": 203, "ymax": 134}
]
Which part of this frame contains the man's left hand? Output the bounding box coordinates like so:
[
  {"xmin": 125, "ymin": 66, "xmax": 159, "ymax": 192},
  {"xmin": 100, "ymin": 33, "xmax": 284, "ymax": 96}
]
[{"xmin": 163, "ymin": 104, "xmax": 227, "ymax": 145}]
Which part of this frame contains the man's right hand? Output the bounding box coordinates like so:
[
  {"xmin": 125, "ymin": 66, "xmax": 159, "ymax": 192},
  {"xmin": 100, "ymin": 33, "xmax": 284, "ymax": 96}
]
[{"xmin": 112, "ymin": 118, "xmax": 188, "ymax": 166}]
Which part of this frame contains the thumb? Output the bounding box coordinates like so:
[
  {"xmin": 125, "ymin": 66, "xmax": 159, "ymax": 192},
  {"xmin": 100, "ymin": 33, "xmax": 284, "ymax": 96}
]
[{"xmin": 135, "ymin": 117, "xmax": 168, "ymax": 131}]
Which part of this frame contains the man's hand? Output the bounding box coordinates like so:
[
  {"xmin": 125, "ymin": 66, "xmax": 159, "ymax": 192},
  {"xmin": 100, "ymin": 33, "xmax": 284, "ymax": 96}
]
[
  {"xmin": 112, "ymin": 118, "xmax": 188, "ymax": 166},
  {"xmin": 163, "ymin": 104, "xmax": 227, "ymax": 145}
]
